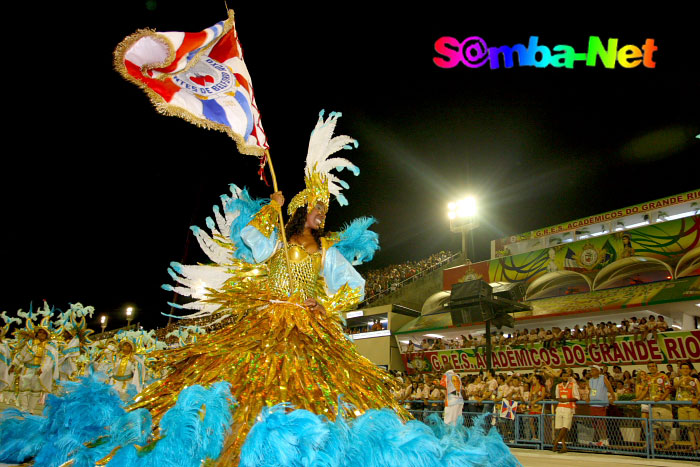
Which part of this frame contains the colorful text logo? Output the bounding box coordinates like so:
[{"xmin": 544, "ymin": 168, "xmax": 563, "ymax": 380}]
[{"xmin": 434, "ymin": 36, "xmax": 657, "ymax": 69}]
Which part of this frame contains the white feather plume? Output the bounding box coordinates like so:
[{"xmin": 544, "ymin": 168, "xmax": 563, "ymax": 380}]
[{"xmin": 306, "ymin": 110, "xmax": 359, "ymax": 205}]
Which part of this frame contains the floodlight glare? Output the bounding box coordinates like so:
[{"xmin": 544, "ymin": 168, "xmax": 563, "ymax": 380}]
[{"xmin": 447, "ymin": 196, "xmax": 477, "ymax": 218}]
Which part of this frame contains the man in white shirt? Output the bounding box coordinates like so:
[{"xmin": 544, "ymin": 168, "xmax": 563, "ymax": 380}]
[
  {"xmin": 553, "ymin": 373, "xmax": 580, "ymax": 453},
  {"xmin": 441, "ymin": 363, "xmax": 464, "ymax": 425}
]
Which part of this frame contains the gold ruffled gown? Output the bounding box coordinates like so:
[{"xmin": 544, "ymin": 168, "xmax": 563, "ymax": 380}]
[{"xmin": 131, "ymin": 232, "xmax": 406, "ymax": 465}]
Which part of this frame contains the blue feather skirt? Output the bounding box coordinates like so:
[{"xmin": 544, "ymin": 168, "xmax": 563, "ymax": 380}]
[{"xmin": 0, "ymin": 375, "xmax": 520, "ymax": 467}]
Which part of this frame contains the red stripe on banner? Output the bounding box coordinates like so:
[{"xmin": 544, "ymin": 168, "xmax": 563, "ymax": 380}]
[
  {"xmin": 158, "ymin": 31, "xmax": 209, "ymax": 73},
  {"xmin": 233, "ymin": 73, "xmax": 251, "ymax": 95},
  {"xmin": 125, "ymin": 60, "xmax": 180, "ymax": 102},
  {"xmin": 208, "ymin": 28, "xmax": 240, "ymax": 64}
]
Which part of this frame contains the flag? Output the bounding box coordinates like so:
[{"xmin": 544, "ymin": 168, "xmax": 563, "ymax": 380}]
[
  {"xmin": 114, "ymin": 10, "xmax": 268, "ymax": 156},
  {"xmin": 500, "ymin": 400, "xmax": 517, "ymax": 419}
]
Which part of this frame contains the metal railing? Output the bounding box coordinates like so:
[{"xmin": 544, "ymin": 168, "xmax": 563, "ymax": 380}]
[{"xmin": 399, "ymin": 399, "xmax": 700, "ymax": 461}]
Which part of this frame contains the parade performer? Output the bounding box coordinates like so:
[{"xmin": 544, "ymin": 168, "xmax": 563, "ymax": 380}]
[
  {"xmin": 10, "ymin": 317, "xmax": 59, "ymax": 413},
  {"xmin": 91, "ymin": 338, "xmax": 118, "ymax": 375},
  {"xmin": 134, "ymin": 111, "xmax": 404, "ymax": 464},
  {"xmin": 0, "ymin": 312, "xmax": 19, "ymax": 404},
  {"xmin": 0, "ymin": 117, "xmax": 520, "ymax": 467},
  {"xmin": 55, "ymin": 303, "xmax": 95, "ymax": 383},
  {"xmin": 57, "ymin": 328, "xmax": 80, "ymax": 382},
  {"xmin": 107, "ymin": 334, "xmax": 145, "ymax": 402},
  {"xmin": 0, "ymin": 10, "xmax": 519, "ymax": 466}
]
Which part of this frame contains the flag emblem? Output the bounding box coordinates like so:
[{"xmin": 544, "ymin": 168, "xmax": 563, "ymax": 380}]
[
  {"xmin": 173, "ymin": 57, "xmax": 236, "ymax": 97},
  {"xmin": 500, "ymin": 400, "xmax": 518, "ymax": 419}
]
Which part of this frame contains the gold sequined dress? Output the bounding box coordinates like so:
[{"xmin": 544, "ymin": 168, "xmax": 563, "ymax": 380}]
[{"xmin": 132, "ymin": 205, "xmax": 405, "ymax": 465}]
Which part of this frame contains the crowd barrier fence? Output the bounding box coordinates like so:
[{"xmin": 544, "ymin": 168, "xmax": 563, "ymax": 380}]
[{"xmin": 400, "ymin": 399, "xmax": 700, "ymax": 461}]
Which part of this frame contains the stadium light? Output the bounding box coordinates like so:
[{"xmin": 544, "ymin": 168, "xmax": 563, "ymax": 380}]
[
  {"xmin": 126, "ymin": 306, "xmax": 134, "ymax": 328},
  {"xmin": 447, "ymin": 196, "xmax": 479, "ymax": 261}
]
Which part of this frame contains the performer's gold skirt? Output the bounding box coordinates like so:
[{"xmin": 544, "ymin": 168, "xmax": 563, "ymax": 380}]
[{"xmin": 132, "ymin": 297, "xmax": 406, "ymax": 465}]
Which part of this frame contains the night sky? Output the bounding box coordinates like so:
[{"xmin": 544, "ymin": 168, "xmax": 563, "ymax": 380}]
[{"xmin": 3, "ymin": 2, "xmax": 697, "ymax": 331}]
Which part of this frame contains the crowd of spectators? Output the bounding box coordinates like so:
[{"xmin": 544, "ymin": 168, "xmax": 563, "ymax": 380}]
[
  {"xmin": 390, "ymin": 361, "xmax": 700, "ymax": 450},
  {"xmin": 390, "ymin": 362, "xmax": 699, "ymax": 419},
  {"xmin": 344, "ymin": 318, "xmax": 387, "ymax": 335},
  {"xmin": 402, "ymin": 314, "xmax": 674, "ymax": 354},
  {"xmin": 362, "ymin": 251, "xmax": 457, "ymax": 302}
]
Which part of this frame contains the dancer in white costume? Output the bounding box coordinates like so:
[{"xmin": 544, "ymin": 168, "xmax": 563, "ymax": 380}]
[
  {"xmin": 11, "ymin": 324, "xmax": 59, "ymax": 413},
  {"xmin": 57, "ymin": 329, "xmax": 81, "ymax": 382},
  {"xmin": 54, "ymin": 303, "xmax": 95, "ymax": 383},
  {"xmin": 0, "ymin": 323, "xmax": 13, "ymax": 404},
  {"xmin": 107, "ymin": 339, "xmax": 145, "ymax": 402}
]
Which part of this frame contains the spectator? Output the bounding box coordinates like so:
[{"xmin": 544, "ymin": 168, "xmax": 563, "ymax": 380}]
[
  {"xmin": 635, "ymin": 317, "xmax": 648, "ymax": 342},
  {"xmin": 612, "ymin": 365, "xmax": 624, "ymax": 382},
  {"xmin": 577, "ymin": 378, "xmax": 590, "ymax": 416},
  {"xmin": 619, "ymin": 319, "xmax": 630, "ymax": 334},
  {"xmin": 646, "ymin": 316, "xmax": 658, "ymax": 340},
  {"xmin": 606, "ymin": 322, "xmax": 619, "ymax": 345},
  {"xmin": 441, "ymin": 364, "xmax": 464, "ymax": 426},
  {"xmin": 614, "ymin": 381, "xmax": 626, "ymax": 399},
  {"xmin": 528, "ymin": 329, "xmax": 538, "ymax": 348},
  {"xmin": 674, "ymin": 362, "xmax": 700, "ymax": 451},
  {"xmin": 646, "ymin": 362, "xmax": 673, "ymax": 450},
  {"xmin": 633, "ymin": 369, "xmax": 650, "ymax": 441},
  {"xmin": 552, "ymin": 372, "xmax": 580, "ymax": 453},
  {"xmin": 496, "ymin": 375, "xmax": 508, "ymax": 401},
  {"xmin": 588, "ymin": 365, "xmax": 614, "ymax": 446},
  {"xmin": 525, "ymin": 374, "xmax": 546, "ymax": 440},
  {"xmin": 666, "ymin": 364, "xmax": 677, "ymax": 380},
  {"xmin": 623, "ymin": 370, "xmax": 633, "ymax": 384},
  {"xmin": 629, "ymin": 316, "xmax": 639, "ymax": 336},
  {"xmin": 572, "ymin": 324, "xmax": 583, "ymax": 340},
  {"xmin": 585, "ymin": 322, "xmax": 595, "ymax": 347}
]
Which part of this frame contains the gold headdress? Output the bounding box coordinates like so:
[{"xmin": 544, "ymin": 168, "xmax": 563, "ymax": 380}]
[
  {"xmin": 287, "ymin": 110, "xmax": 360, "ymax": 226},
  {"xmin": 35, "ymin": 316, "xmax": 53, "ymax": 338}
]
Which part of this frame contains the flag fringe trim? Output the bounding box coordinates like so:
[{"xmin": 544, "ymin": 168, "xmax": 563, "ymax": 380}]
[{"xmin": 112, "ymin": 10, "xmax": 265, "ymax": 157}]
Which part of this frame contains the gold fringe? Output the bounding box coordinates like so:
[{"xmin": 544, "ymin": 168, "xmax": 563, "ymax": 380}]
[
  {"xmin": 130, "ymin": 295, "xmax": 406, "ymax": 464},
  {"xmin": 113, "ymin": 9, "xmax": 265, "ymax": 157}
]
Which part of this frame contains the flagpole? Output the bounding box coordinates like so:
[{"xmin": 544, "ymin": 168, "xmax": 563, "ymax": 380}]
[{"xmin": 264, "ymin": 149, "xmax": 295, "ymax": 291}]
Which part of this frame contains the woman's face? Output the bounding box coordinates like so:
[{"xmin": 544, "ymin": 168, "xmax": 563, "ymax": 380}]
[{"xmin": 305, "ymin": 204, "xmax": 327, "ymax": 230}]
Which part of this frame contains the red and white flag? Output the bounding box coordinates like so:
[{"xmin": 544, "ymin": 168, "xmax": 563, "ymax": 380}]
[
  {"xmin": 114, "ymin": 10, "xmax": 268, "ymax": 156},
  {"xmin": 500, "ymin": 400, "xmax": 518, "ymax": 419}
]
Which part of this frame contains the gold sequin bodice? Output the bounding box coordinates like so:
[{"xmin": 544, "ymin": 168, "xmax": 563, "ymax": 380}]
[
  {"xmin": 116, "ymin": 355, "xmax": 132, "ymax": 378},
  {"xmin": 31, "ymin": 341, "xmax": 47, "ymax": 366},
  {"xmin": 268, "ymin": 244, "xmax": 322, "ymax": 299}
]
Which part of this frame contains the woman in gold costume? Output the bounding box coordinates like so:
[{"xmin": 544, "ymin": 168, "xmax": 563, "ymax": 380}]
[
  {"xmin": 0, "ymin": 113, "xmax": 520, "ymax": 467},
  {"xmin": 133, "ymin": 111, "xmax": 405, "ymax": 464}
]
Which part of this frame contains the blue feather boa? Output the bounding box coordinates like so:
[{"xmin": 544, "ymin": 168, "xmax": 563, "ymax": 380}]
[
  {"xmin": 334, "ymin": 217, "xmax": 380, "ymax": 265},
  {"xmin": 240, "ymin": 404, "xmax": 521, "ymax": 467},
  {"xmin": 0, "ymin": 375, "xmax": 235, "ymax": 467},
  {"xmin": 224, "ymin": 186, "xmax": 268, "ymax": 263}
]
